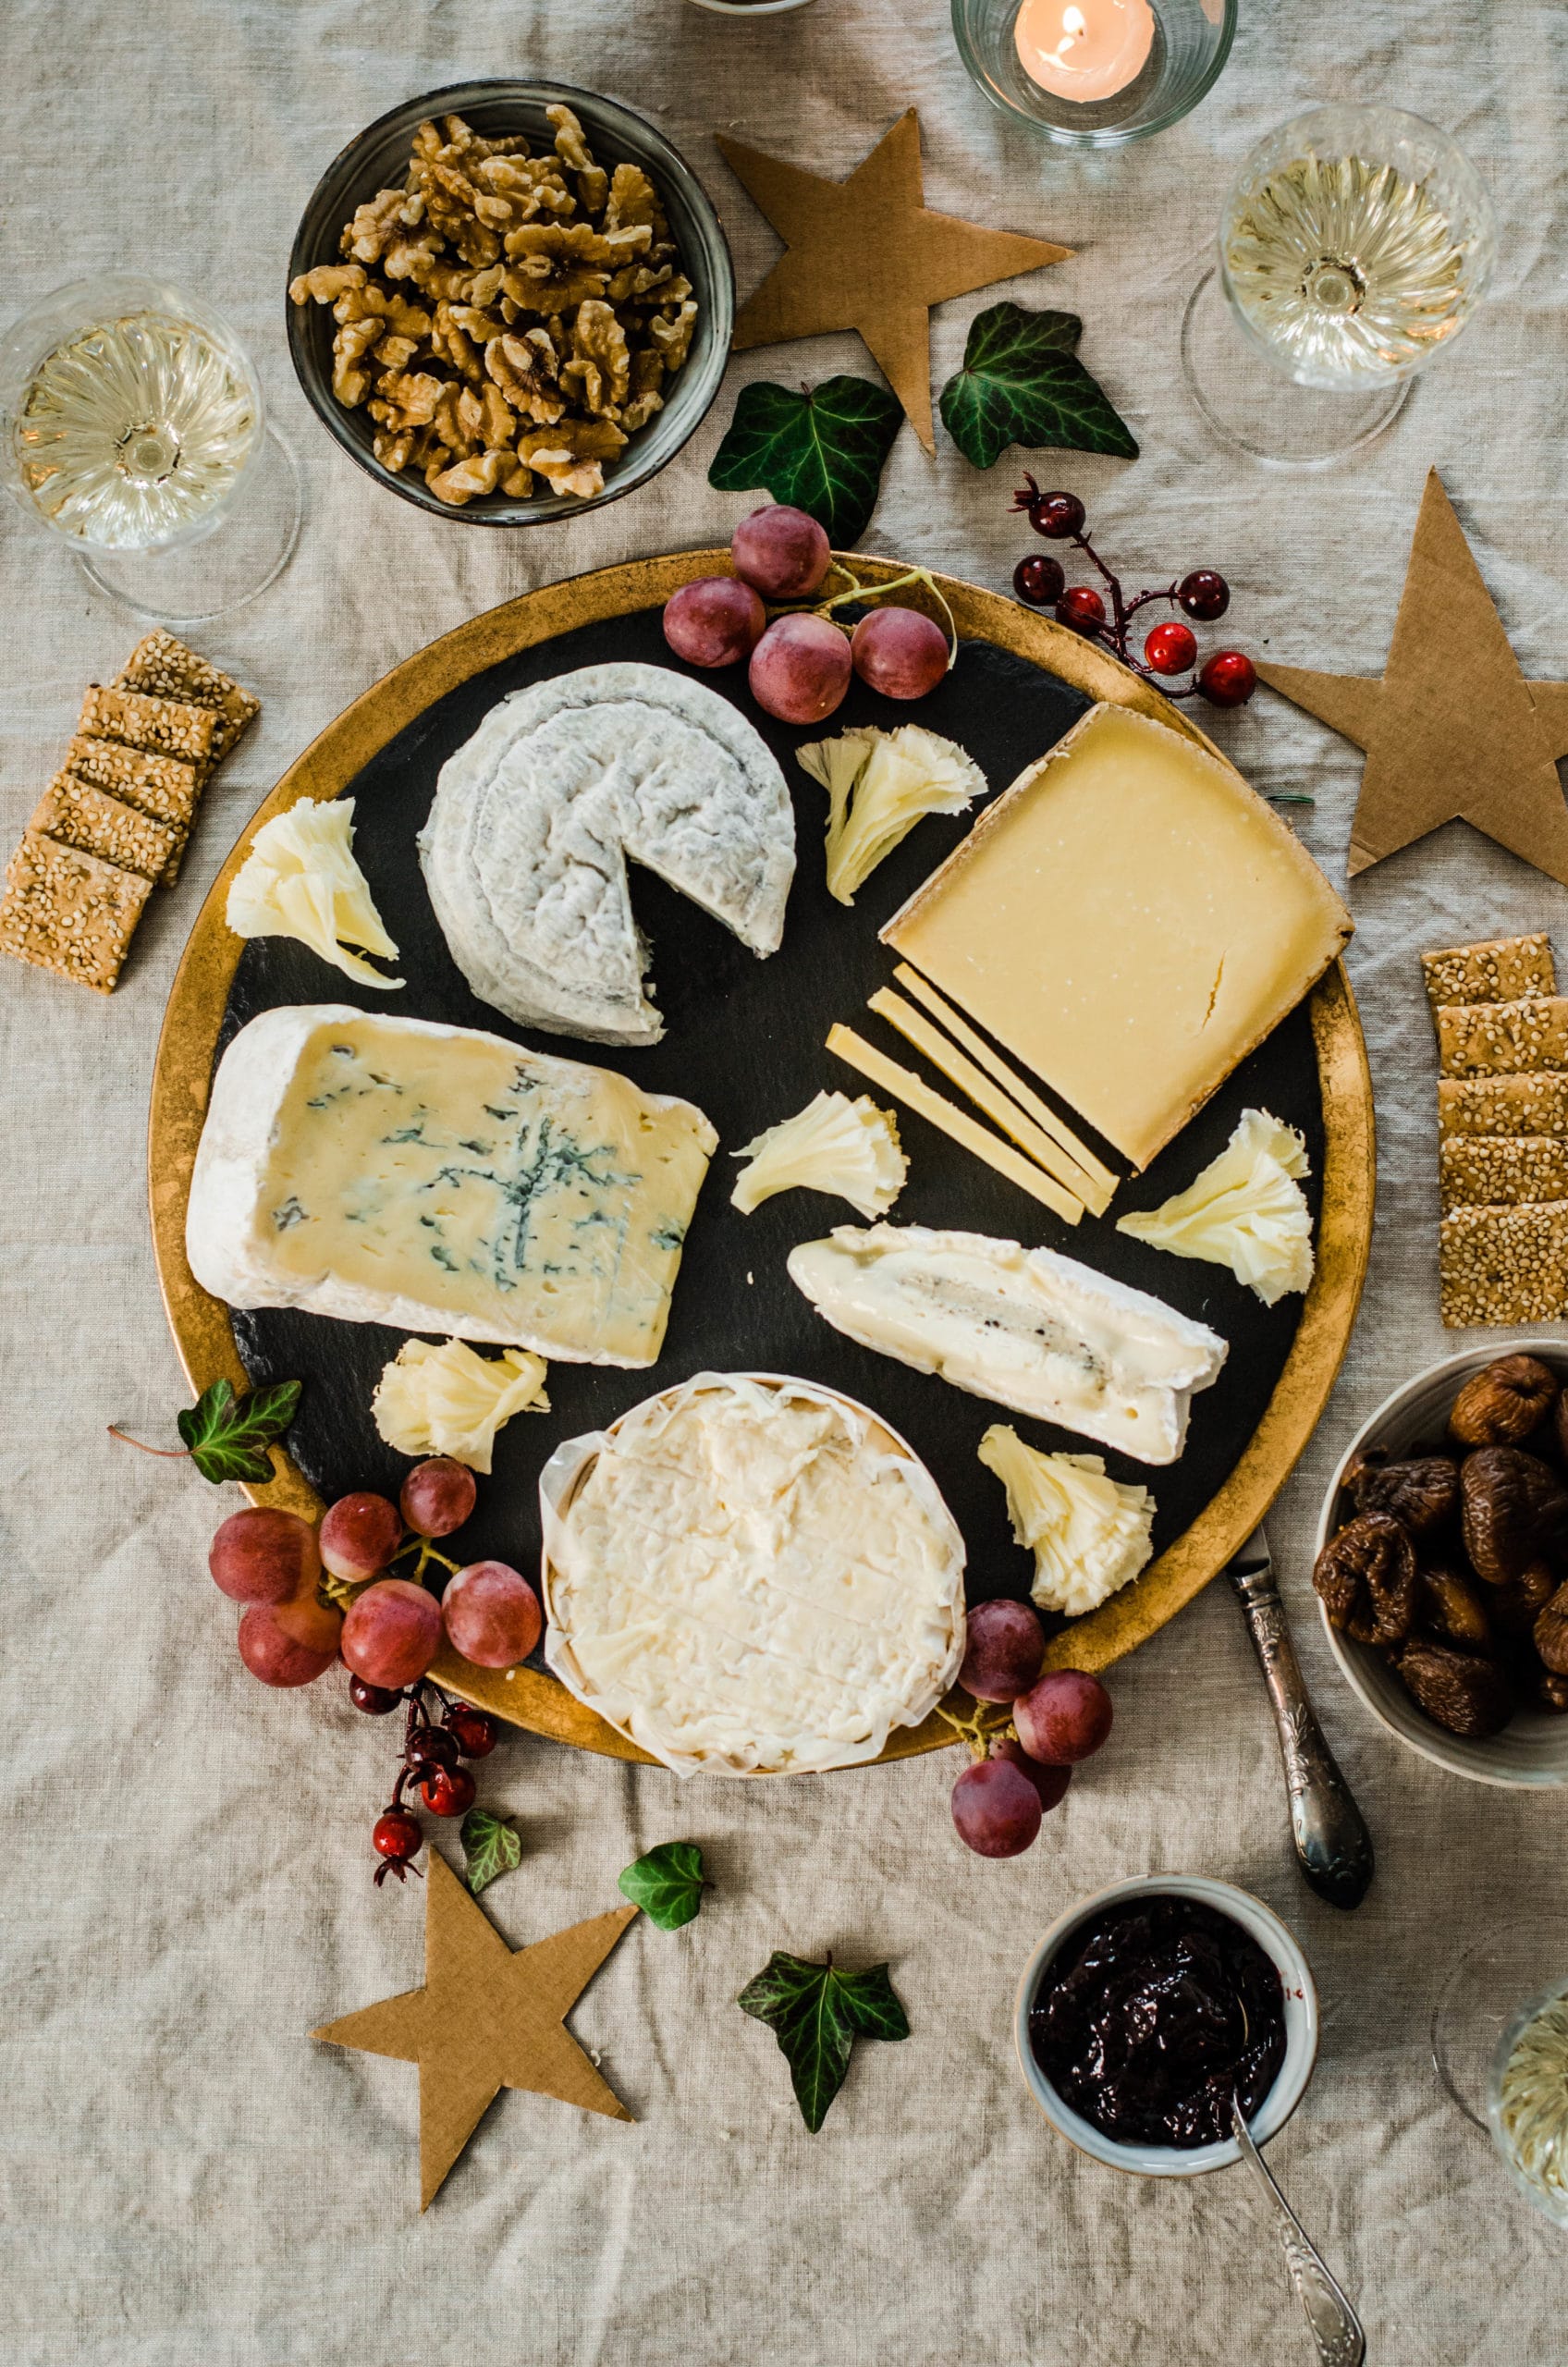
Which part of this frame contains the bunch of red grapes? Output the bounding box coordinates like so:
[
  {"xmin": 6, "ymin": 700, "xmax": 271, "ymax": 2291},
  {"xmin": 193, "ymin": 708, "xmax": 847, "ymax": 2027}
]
[
  {"xmin": 1010, "ymin": 482, "xmax": 1256, "ymax": 710},
  {"xmin": 663, "ymin": 506, "xmax": 951, "ymax": 726},
  {"xmin": 206, "ymin": 1458, "xmax": 544, "ymax": 1883},
  {"xmin": 949, "ymin": 1598, "xmax": 1113, "ymax": 1858}
]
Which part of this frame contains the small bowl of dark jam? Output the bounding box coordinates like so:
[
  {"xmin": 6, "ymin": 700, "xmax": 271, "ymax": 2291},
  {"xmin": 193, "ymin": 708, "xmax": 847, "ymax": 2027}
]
[{"xmin": 1014, "ymin": 1875, "xmax": 1318, "ymax": 2176}]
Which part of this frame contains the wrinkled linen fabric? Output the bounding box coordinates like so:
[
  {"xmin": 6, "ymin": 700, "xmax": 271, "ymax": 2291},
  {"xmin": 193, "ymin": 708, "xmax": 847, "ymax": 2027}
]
[{"xmin": 2, "ymin": 3, "xmax": 1565, "ymax": 2361}]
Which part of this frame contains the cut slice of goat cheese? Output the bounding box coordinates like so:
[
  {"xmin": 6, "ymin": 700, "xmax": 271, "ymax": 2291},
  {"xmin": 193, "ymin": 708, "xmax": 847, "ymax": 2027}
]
[
  {"xmin": 186, "ymin": 1005, "xmax": 717, "ymax": 1365},
  {"xmin": 419, "ymin": 662, "xmax": 795, "ymax": 1046},
  {"xmin": 786, "ymin": 1222, "xmax": 1228, "ymax": 1464}
]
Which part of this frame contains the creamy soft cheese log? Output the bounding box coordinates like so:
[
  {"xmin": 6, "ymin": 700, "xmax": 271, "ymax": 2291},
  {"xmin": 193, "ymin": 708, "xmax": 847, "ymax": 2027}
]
[
  {"xmin": 881, "ymin": 705, "xmax": 1353, "ymax": 1171},
  {"xmin": 419, "ymin": 663, "xmax": 795, "ymax": 1047},
  {"xmin": 787, "ymin": 1223, "xmax": 1227, "ymax": 1464},
  {"xmin": 186, "ymin": 1006, "xmax": 717, "ymax": 1364},
  {"xmin": 541, "ymin": 1373, "xmax": 966, "ymax": 1776}
]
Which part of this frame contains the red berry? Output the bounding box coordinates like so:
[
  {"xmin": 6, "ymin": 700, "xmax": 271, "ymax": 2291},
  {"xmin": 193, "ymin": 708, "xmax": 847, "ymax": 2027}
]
[
  {"xmin": 1030, "ymin": 490, "xmax": 1085, "ymax": 540},
  {"xmin": 406, "ymin": 1723, "xmax": 460, "ymax": 1773},
  {"xmin": 1197, "ymin": 649, "xmax": 1256, "ymax": 707},
  {"xmin": 374, "ymin": 1808, "xmax": 422, "ymax": 1863},
  {"xmin": 445, "ymin": 1703, "xmax": 498, "ymax": 1759},
  {"xmin": 349, "ymin": 1675, "xmax": 402, "ymax": 1715},
  {"xmin": 1177, "ymin": 569, "xmax": 1230, "ymax": 621},
  {"xmin": 1144, "ymin": 619, "xmax": 1197, "ymax": 677},
  {"xmin": 419, "ymin": 1764, "xmax": 477, "ymax": 1818},
  {"xmin": 1013, "ymin": 554, "xmax": 1066, "ymax": 608},
  {"xmin": 1057, "ymin": 585, "xmax": 1106, "ymax": 635}
]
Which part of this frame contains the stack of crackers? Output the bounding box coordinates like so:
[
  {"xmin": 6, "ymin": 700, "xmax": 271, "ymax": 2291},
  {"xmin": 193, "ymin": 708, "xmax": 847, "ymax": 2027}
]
[
  {"xmin": 1425, "ymin": 933, "xmax": 1568, "ymax": 1325},
  {"xmin": 0, "ymin": 632, "xmax": 259, "ymax": 994}
]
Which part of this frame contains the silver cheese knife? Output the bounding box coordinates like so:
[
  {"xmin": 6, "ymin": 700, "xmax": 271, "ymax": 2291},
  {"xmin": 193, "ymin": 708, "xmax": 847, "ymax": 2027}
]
[
  {"xmin": 1231, "ymin": 2093, "xmax": 1366, "ymax": 2366},
  {"xmin": 1226, "ymin": 1525, "xmax": 1374, "ymax": 1911}
]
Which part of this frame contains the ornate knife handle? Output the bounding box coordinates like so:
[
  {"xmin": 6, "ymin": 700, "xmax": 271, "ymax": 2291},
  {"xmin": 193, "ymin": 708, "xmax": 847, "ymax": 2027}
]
[
  {"xmin": 1231, "ymin": 2098, "xmax": 1366, "ymax": 2367},
  {"xmin": 1228, "ymin": 1548, "xmax": 1374, "ymax": 1911}
]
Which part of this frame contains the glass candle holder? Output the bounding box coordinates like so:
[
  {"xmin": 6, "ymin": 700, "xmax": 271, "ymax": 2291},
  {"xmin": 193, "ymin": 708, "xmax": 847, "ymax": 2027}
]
[{"xmin": 951, "ymin": 0, "xmax": 1235, "ymax": 146}]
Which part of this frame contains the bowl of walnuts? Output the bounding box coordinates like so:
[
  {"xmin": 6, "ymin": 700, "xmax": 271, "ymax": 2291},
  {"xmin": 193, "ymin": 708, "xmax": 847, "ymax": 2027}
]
[
  {"xmin": 286, "ymin": 81, "xmax": 732, "ymax": 523},
  {"xmin": 1314, "ymin": 1345, "xmax": 1568, "ymax": 1787}
]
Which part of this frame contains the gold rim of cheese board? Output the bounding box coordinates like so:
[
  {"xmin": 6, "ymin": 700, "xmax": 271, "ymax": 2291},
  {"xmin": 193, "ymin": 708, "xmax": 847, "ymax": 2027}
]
[{"xmin": 149, "ymin": 550, "xmax": 1376, "ymax": 1769}]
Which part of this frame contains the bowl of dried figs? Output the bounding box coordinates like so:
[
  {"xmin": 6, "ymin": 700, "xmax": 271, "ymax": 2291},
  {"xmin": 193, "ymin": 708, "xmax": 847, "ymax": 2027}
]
[
  {"xmin": 1314, "ymin": 1345, "xmax": 1568, "ymax": 1786},
  {"xmin": 286, "ymin": 81, "xmax": 732, "ymax": 523}
]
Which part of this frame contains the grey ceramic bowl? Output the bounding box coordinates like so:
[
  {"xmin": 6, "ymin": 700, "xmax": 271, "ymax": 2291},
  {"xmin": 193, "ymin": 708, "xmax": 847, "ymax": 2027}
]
[{"xmin": 285, "ymin": 80, "xmax": 733, "ymax": 527}]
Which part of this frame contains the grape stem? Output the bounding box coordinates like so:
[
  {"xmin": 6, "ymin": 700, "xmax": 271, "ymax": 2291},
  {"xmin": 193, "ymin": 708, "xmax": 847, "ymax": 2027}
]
[
  {"xmin": 771, "ymin": 562, "xmax": 960, "ymax": 673},
  {"xmin": 935, "ymin": 1697, "xmax": 1017, "ymax": 1763}
]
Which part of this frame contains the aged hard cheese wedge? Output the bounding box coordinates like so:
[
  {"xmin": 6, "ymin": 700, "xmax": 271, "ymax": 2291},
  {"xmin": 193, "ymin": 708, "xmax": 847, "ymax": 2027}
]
[
  {"xmin": 186, "ymin": 1007, "xmax": 717, "ymax": 1364},
  {"xmin": 881, "ymin": 705, "xmax": 1353, "ymax": 1171},
  {"xmin": 541, "ymin": 1373, "xmax": 966, "ymax": 1777},
  {"xmin": 787, "ymin": 1223, "xmax": 1227, "ymax": 1464},
  {"xmin": 419, "ymin": 663, "xmax": 795, "ymax": 1046}
]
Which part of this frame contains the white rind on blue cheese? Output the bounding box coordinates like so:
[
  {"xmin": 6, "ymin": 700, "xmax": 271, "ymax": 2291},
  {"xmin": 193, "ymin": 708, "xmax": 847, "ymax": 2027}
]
[
  {"xmin": 540, "ymin": 1372, "xmax": 967, "ymax": 1777},
  {"xmin": 418, "ymin": 663, "xmax": 796, "ymax": 1046},
  {"xmin": 786, "ymin": 1223, "xmax": 1228, "ymax": 1465},
  {"xmin": 185, "ymin": 1004, "xmax": 717, "ymax": 1365}
]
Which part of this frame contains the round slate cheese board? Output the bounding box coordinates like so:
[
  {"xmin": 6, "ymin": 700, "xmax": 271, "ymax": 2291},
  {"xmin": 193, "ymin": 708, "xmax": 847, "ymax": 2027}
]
[{"xmin": 150, "ymin": 551, "xmax": 1375, "ymax": 1765}]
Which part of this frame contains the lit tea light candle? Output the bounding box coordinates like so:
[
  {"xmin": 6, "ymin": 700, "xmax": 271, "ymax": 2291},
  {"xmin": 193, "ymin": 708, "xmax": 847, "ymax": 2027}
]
[{"xmin": 1014, "ymin": 0, "xmax": 1157, "ymax": 102}]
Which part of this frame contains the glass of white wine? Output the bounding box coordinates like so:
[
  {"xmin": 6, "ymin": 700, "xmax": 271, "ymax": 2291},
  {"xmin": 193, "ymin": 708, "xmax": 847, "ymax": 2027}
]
[
  {"xmin": 0, "ymin": 273, "xmax": 301, "ymax": 625},
  {"xmin": 1182, "ymin": 104, "xmax": 1496, "ymax": 468}
]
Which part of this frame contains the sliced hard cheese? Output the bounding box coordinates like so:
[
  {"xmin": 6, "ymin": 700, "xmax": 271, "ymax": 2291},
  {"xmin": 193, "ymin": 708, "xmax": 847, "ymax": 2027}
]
[
  {"xmin": 881, "ymin": 704, "xmax": 1352, "ymax": 1171},
  {"xmin": 867, "ymin": 986, "xmax": 1106, "ymax": 1211},
  {"xmin": 891, "ymin": 963, "xmax": 1117, "ymax": 1206},
  {"xmin": 186, "ymin": 1006, "xmax": 717, "ymax": 1365},
  {"xmin": 826, "ymin": 1024, "xmax": 1083, "ymax": 1223}
]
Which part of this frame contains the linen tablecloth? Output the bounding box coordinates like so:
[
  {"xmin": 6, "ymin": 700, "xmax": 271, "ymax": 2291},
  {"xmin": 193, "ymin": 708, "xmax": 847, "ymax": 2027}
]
[{"xmin": 5, "ymin": 4, "xmax": 1567, "ymax": 2360}]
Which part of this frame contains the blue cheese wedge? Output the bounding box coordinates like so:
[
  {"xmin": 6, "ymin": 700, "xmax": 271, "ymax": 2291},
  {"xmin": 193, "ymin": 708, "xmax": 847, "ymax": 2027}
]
[
  {"xmin": 419, "ymin": 662, "xmax": 795, "ymax": 1046},
  {"xmin": 787, "ymin": 1222, "xmax": 1228, "ymax": 1465},
  {"xmin": 541, "ymin": 1373, "xmax": 966, "ymax": 1776},
  {"xmin": 186, "ymin": 1005, "xmax": 717, "ymax": 1365}
]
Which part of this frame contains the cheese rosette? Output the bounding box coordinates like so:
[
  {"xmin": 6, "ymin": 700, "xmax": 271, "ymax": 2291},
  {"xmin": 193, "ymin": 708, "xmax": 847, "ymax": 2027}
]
[{"xmin": 541, "ymin": 1372, "xmax": 967, "ymax": 1777}]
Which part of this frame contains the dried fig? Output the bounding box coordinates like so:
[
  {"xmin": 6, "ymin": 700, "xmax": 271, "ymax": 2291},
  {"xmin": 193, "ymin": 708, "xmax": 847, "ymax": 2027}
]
[
  {"xmin": 1537, "ymin": 1670, "xmax": 1568, "ymax": 1715},
  {"xmin": 1460, "ymin": 1447, "xmax": 1568, "ymax": 1584},
  {"xmin": 1313, "ymin": 1513, "xmax": 1418, "ymax": 1648},
  {"xmin": 1416, "ymin": 1564, "xmax": 1493, "ymax": 1652},
  {"xmin": 1534, "ymin": 1580, "xmax": 1568, "ymax": 1674},
  {"xmin": 1396, "ymin": 1636, "xmax": 1514, "ymax": 1739},
  {"xmin": 1490, "ymin": 1562, "xmax": 1558, "ymax": 1639},
  {"xmin": 1449, "ymin": 1354, "xmax": 1561, "ymax": 1448},
  {"xmin": 1343, "ymin": 1452, "xmax": 1460, "ymax": 1539}
]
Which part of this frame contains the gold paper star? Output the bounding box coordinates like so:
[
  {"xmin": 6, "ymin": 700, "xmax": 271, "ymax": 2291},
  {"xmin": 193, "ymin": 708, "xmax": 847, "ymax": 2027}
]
[
  {"xmin": 313, "ymin": 1853, "xmax": 637, "ymax": 2210},
  {"xmin": 1258, "ymin": 469, "xmax": 1568, "ymax": 884},
  {"xmin": 718, "ymin": 110, "xmax": 1072, "ymax": 454}
]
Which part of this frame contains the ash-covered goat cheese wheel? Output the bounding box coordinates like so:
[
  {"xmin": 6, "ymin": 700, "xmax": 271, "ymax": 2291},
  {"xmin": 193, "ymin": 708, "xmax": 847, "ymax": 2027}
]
[
  {"xmin": 541, "ymin": 1374, "xmax": 966, "ymax": 1776},
  {"xmin": 418, "ymin": 662, "xmax": 796, "ymax": 1047}
]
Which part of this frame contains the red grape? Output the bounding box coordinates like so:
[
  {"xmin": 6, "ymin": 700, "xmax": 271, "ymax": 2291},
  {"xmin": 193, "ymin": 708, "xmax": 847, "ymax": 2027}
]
[
  {"xmin": 1144, "ymin": 619, "xmax": 1197, "ymax": 676},
  {"xmin": 730, "ymin": 504, "xmax": 830, "ymax": 600},
  {"xmin": 951, "ymin": 1758, "xmax": 1042, "ymax": 1857},
  {"xmin": 1196, "ymin": 650, "xmax": 1256, "ymax": 707},
  {"xmin": 238, "ymin": 1595, "xmax": 341, "ymax": 1687},
  {"xmin": 208, "ymin": 1506, "xmax": 321, "ymax": 1605},
  {"xmin": 850, "ymin": 605, "xmax": 949, "ymax": 700},
  {"xmin": 990, "ymin": 1735, "xmax": 1072, "ymax": 1812},
  {"xmin": 958, "ymin": 1599, "xmax": 1046, "ymax": 1702},
  {"xmin": 662, "ymin": 575, "xmax": 766, "ymax": 668},
  {"xmin": 1013, "ymin": 1669, "xmax": 1113, "ymax": 1765},
  {"xmin": 399, "ymin": 1457, "xmax": 477, "ymax": 1539},
  {"xmin": 749, "ymin": 613, "xmax": 852, "ymax": 724},
  {"xmin": 340, "ymin": 1577, "xmax": 442, "ymax": 1690},
  {"xmin": 442, "ymin": 1560, "xmax": 543, "ymax": 1669},
  {"xmin": 320, "ymin": 1490, "xmax": 403, "ymax": 1582}
]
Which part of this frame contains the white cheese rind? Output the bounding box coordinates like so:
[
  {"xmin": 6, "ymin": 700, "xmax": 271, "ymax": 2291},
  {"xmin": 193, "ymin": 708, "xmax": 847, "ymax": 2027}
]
[
  {"xmin": 540, "ymin": 1372, "xmax": 967, "ymax": 1777},
  {"xmin": 787, "ymin": 1222, "xmax": 1228, "ymax": 1465},
  {"xmin": 419, "ymin": 663, "xmax": 796, "ymax": 1046},
  {"xmin": 185, "ymin": 1004, "xmax": 717, "ymax": 1365}
]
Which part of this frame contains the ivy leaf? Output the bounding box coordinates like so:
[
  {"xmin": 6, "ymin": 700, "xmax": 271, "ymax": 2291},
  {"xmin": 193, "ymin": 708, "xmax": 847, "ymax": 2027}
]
[
  {"xmin": 737, "ymin": 1951, "xmax": 909, "ymax": 2132},
  {"xmin": 939, "ymin": 303, "xmax": 1138, "ymax": 470},
  {"xmin": 619, "ymin": 1841, "xmax": 708, "ymax": 1932},
  {"xmin": 175, "ymin": 1378, "xmax": 301, "ymax": 1485},
  {"xmin": 708, "ymin": 376, "xmax": 904, "ymax": 547},
  {"xmin": 460, "ymin": 1807, "xmax": 522, "ymax": 1895}
]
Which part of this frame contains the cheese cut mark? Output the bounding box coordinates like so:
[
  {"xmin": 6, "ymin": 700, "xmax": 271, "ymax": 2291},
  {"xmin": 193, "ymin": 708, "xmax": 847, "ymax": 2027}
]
[
  {"xmin": 890, "ymin": 963, "xmax": 1117, "ymax": 1205},
  {"xmin": 826, "ymin": 1024, "xmax": 1083, "ymax": 1223},
  {"xmin": 881, "ymin": 704, "xmax": 1353, "ymax": 1171},
  {"xmin": 867, "ymin": 987, "xmax": 1108, "ymax": 1213}
]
